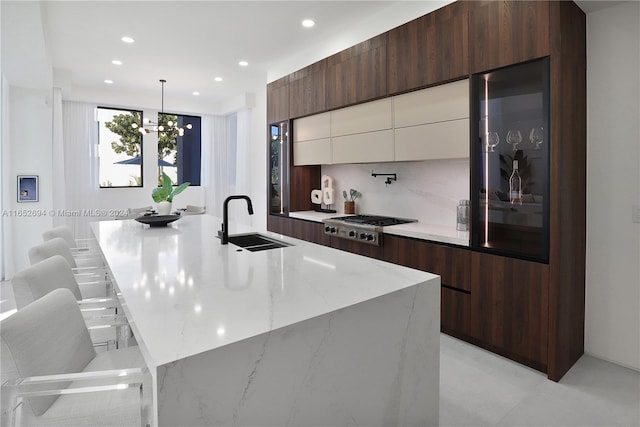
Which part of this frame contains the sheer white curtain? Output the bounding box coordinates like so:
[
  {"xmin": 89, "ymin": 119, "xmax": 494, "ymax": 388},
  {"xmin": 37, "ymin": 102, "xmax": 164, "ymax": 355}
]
[
  {"xmin": 61, "ymin": 101, "xmax": 99, "ymax": 239},
  {"xmin": 203, "ymin": 110, "xmax": 253, "ymax": 223},
  {"xmin": 205, "ymin": 115, "xmax": 230, "ymax": 218},
  {"xmin": 51, "ymin": 88, "xmax": 65, "ymax": 226},
  {"xmin": 235, "ymin": 109, "xmax": 251, "ymax": 199}
]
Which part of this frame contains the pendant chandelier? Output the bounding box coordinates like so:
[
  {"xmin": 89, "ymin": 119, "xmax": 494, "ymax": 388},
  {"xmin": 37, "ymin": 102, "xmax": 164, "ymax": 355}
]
[{"xmin": 132, "ymin": 79, "xmax": 192, "ymax": 136}]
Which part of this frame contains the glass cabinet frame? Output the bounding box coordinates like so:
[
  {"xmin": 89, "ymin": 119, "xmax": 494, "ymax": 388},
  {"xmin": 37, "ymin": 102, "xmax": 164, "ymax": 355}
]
[
  {"xmin": 269, "ymin": 121, "xmax": 290, "ymax": 215},
  {"xmin": 470, "ymin": 57, "xmax": 550, "ymax": 262}
]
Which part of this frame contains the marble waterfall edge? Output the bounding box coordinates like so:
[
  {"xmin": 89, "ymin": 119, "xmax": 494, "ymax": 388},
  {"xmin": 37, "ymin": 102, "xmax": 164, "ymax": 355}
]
[{"xmin": 156, "ymin": 282, "xmax": 440, "ymax": 426}]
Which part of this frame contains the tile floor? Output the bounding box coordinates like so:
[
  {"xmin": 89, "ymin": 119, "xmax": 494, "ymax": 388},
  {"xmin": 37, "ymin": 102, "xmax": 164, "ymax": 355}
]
[{"xmin": 2, "ymin": 280, "xmax": 639, "ymax": 426}]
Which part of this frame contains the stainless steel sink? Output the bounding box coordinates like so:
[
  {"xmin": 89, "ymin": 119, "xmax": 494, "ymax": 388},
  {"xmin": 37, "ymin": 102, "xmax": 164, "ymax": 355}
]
[{"xmin": 227, "ymin": 233, "xmax": 292, "ymax": 252}]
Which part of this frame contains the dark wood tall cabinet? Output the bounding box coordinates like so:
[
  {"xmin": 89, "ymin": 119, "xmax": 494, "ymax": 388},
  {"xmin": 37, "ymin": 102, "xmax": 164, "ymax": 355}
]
[
  {"xmin": 547, "ymin": 0, "xmax": 587, "ymax": 381},
  {"xmin": 326, "ymin": 34, "xmax": 388, "ymax": 109},
  {"xmin": 387, "ymin": 1, "xmax": 470, "ymax": 94},
  {"xmin": 470, "ymin": 253, "xmax": 550, "ymax": 371},
  {"xmin": 266, "ymin": 76, "xmax": 289, "ymax": 124},
  {"xmin": 289, "ymin": 59, "xmax": 327, "ymax": 118},
  {"xmin": 266, "ymin": 0, "xmax": 586, "ymax": 381},
  {"xmin": 469, "ymin": 0, "xmax": 550, "ymax": 73}
]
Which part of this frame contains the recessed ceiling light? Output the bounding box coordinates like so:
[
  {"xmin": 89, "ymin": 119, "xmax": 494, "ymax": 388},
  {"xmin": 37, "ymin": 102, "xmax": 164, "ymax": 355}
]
[
  {"xmin": 302, "ymin": 19, "xmax": 315, "ymax": 28},
  {"xmin": 238, "ymin": 61, "xmax": 249, "ymax": 67},
  {"xmin": 104, "ymin": 80, "xmax": 114, "ymax": 84},
  {"xmin": 112, "ymin": 60, "xmax": 123, "ymax": 65},
  {"xmin": 192, "ymin": 91, "xmax": 200, "ymax": 96},
  {"xmin": 121, "ymin": 36, "xmax": 134, "ymax": 43},
  {"xmin": 214, "ymin": 77, "xmax": 223, "ymax": 82}
]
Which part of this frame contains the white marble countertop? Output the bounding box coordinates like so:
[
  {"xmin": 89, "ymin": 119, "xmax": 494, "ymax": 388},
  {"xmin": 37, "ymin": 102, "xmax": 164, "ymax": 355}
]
[
  {"xmin": 91, "ymin": 215, "xmax": 436, "ymax": 368},
  {"xmin": 289, "ymin": 210, "xmax": 470, "ymax": 246}
]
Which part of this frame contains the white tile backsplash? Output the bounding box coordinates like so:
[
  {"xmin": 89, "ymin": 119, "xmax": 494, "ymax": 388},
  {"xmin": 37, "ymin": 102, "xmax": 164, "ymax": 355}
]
[{"xmin": 321, "ymin": 159, "xmax": 470, "ymax": 228}]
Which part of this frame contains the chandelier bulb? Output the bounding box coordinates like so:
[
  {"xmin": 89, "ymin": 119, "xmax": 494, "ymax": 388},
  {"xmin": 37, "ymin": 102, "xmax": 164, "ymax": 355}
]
[
  {"xmin": 167, "ymin": 120, "xmax": 174, "ymax": 127},
  {"xmin": 143, "ymin": 118, "xmax": 150, "ymax": 124},
  {"xmin": 132, "ymin": 123, "xmax": 139, "ymax": 129},
  {"xmin": 138, "ymin": 128, "xmax": 146, "ymax": 135},
  {"xmin": 178, "ymin": 128, "xmax": 184, "ymax": 136},
  {"xmin": 186, "ymin": 124, "xmax": 193, "ymax": 130},
  {"xmin": 158, "ymin": 125, "xmax": 165, "ymax": 132}
]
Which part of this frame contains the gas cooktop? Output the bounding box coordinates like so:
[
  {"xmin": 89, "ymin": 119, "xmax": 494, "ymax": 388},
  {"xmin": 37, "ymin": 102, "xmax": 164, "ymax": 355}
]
[
  {"xmin": 328, "ymin": 215, "xmax": 418, "ymax": 227},
  {"xmin": 323, "ymin": 215, "xmax": 418, "ymax": 245}
]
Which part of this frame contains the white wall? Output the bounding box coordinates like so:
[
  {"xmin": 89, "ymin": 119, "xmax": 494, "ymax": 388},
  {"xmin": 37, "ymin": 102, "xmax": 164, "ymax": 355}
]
[
  {"xmin": 6, "ymin": 87, "xmax": 54, "ymax": 273},
  {"xmin": 322, "ymin": 159, "xmax": 469, "ymax": 228},
  {"xmin": 585, "ymin": 1, "xmax": 640, "ymax": 370}
]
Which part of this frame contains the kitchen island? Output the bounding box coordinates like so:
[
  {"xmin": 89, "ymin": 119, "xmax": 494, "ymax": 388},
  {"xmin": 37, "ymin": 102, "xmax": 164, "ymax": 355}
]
[{"xmin": 91, "ymin": 214, "xmax": 440, "ymax": 426}]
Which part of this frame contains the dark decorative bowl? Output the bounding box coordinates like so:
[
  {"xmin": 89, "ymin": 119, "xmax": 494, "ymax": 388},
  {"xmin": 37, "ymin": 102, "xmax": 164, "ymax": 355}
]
[{"xmin": 135, "ymin": 214, "xmax": 181, "ymax": 227}]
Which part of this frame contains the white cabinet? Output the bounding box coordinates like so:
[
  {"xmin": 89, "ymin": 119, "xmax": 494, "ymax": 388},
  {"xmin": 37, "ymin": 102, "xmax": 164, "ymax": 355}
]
[
  {"xmin": 293, "ymin": 112, "xmax": 330, "ymax": 142},
  {"xmin": 393, "ymin": 79, "xmax": 469, "ymax": 161},
  {"xmin": 293, "ymin": 138, "xmax": 332, "ymax": 165},
  {"xmin": 393, "ymin": 79, "xmax": 468, "ymax": 127},
  {"xmin": 293, "ymin": 112, "xmax": 331, "ymax": 165},
  {"xmin": 332, "ymin": 130, "xmax": 394, "ymax": 164},
  {"xmin": 394, "ymin": 119, "xmax": 469, "ymax": 161},
  {"xmin": 331, "ymin": 98, "xmax": 394, "ymax": 163},
  {"xmin": 331, "ymin": 98, "xmax": 392, "ymax": 136},
  {"xmin": 292, "ymin": 79, "xmax": 469, "ymax": 165}
]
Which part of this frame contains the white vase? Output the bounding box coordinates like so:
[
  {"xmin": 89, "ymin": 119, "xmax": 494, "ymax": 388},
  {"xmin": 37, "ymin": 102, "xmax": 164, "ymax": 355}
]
[{"xmin": 157, "ymin": 201, "xmax": 172, "ymax": 215}]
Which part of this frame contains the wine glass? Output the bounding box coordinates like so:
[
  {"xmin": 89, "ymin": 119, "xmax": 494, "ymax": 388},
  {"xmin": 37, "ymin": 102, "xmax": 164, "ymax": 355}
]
[
  {"xmin": 485, "ymin": 131, "xmax": 500, "ymax": 152},
  {"xmin": 506, "ymin": 129, "xmax": 522, "ymax": 151},
  {"xmin": 529, "ymin": 126, "xmax": 544, "ymax": 150}
]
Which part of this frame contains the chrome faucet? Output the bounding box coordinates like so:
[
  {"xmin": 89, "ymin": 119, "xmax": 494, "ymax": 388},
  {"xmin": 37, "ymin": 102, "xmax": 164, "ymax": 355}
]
[{"xmin": 219, "ymin": 195, "xmax": 254, "ymax": 244}]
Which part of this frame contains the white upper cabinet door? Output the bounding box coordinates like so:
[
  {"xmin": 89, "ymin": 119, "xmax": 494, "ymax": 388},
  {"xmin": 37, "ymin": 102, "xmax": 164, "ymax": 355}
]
[
  {"xmin": 395, "ymin": 118, "xmax": 469, "ymax": 161},
  {"xmin": 332, "ymin": 130, "xmax": 394, "ymax": 164},
  {"xmin": 293, "ymin": 112, "xmax": 331, "ymax": 142},
  {"xmin": 393, "ymin": 79, "xmax": 469, "ymax": 128},
  {"xmin": 331, "ymin": 98, "xmax": 392, "ymax": 137},
  {"xmin": 293, "ymin": 138, "xmax": 332, "ymax": 165}
]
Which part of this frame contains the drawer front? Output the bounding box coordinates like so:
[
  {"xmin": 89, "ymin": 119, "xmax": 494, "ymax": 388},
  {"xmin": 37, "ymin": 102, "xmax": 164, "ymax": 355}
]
[
  {"xmin": 394, "ymin": 79, "xmax": 469, "ymax": 128},
  {"xmin": 332, "ymin": 130, "xmax": 394, "ymax": 164},
  {"xmin": 293, "ymin": 139, "xmax": 332, "ymax": 165},
  {"xmin": 331, "ymin": 98, "xmax": 392, "ymax": 136},
  {"xmin": 293, "ymin": 112, "xmax": 331, "ymax": 142},
  {"xmin": 394, "ymin": 118, "xmax": 469, "ymax": 161}
]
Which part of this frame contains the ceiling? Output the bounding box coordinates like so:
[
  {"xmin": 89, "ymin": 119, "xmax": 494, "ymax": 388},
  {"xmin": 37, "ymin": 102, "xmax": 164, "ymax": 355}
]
[{"xmin": 1, "ymin": 1, "xmax": 626, "ymax": 109}]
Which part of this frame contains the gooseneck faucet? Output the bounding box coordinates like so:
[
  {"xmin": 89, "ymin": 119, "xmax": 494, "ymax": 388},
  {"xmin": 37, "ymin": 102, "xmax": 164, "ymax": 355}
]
[{"xmin": 219, "ymin": 195, "xmax": 254, "ymax": 244}]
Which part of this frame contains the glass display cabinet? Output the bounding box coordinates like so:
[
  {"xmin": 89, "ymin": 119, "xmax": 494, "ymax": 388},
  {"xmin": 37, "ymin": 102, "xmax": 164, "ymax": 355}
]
[
  {"xmin": 269, "ymin": 121, "xmax": 290, "ymax": 215},
  {"xmin": 471, "ymin": 58, "xmax": 550, "ymax": 262}
]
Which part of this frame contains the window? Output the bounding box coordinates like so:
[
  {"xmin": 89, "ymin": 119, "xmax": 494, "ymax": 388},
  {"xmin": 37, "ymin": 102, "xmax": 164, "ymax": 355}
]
[
  {"xmin": 97, "ymin": 107, "xmax": 143, "ymax": 188},
  {"xmin": 157, "ymin": 113, "xmax": 201, "ymax": 186}
]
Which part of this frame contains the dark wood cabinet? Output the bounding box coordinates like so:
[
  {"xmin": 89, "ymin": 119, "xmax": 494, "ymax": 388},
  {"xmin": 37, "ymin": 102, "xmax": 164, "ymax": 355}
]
[
  {"xmin": 289, "ymin": 165, "xmax": 321, "ymax": 212},
  {"xmin": 267, "ymin": 215, "xmax": 330, "ymax": 246},
  {"xmin": 547, "ymin": 0, "xmax": 587, "ymax": 382},
  {"xmin": 289, "ymin": 59, "xmax": 327, "ymax": 119},
  {"xmin": 329, "ymin": 237, "xmax": 385, "ymax": 261},
  {"xmin": 470, "ymin": 252, "xmax": 549, "ymax": 371},
  {"xmin": 469, "ymin": 0, "xmax": 550, "ymax": 73},
  {"xmin": 387, "ymin": 1, "xmax": 469, "ymax": 95},
  {"xmin": 388, "ymin": 235, "xmax": 471, "ymax": 292},
  {"xmin": 265, "ymin": 0, "xmax": 585, "ymax": 382},
  {"xmin": 442, "ymin": 287, "xmax": 471, "ymax": 339},
  {"xmin": 326, "ymin": 34, "xmax": 387, "ymax": 110},
  {"xmin": 386, "ymin": 234, "xmax": 472, "ymax": 338},
  {"xmin": 267, "ymin": 76, "xmax": 290, "ymax": 124}
]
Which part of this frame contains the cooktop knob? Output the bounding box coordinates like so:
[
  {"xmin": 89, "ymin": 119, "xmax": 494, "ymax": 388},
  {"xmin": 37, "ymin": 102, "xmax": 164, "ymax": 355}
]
[
  {"xmin": 325, "ymin": 226, "xmax": 331, "ymax": 232},
  {"xmin": 366, "ymin": 234, "xmax": 374, "ymax": 241},
  {"xmin": 359, "ymin": 233, "xmax": 366, "ymax": 239},
  {"xmin": 330, "ymin": 227, "xmax": 337, "ymax": 233},
  {"xmin": 348, "ymin": 230, "xmax": 356, "ymax": 237}
]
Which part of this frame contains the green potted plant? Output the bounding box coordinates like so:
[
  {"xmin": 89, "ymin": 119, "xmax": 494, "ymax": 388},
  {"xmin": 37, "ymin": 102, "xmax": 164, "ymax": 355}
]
[
  {"xmin": 342, "ymin": 189, "xmax": 361, "ymax": 214},
  {"xmin": 152, "ymin": 172, "xmax": 190, "ymax": 215}
]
